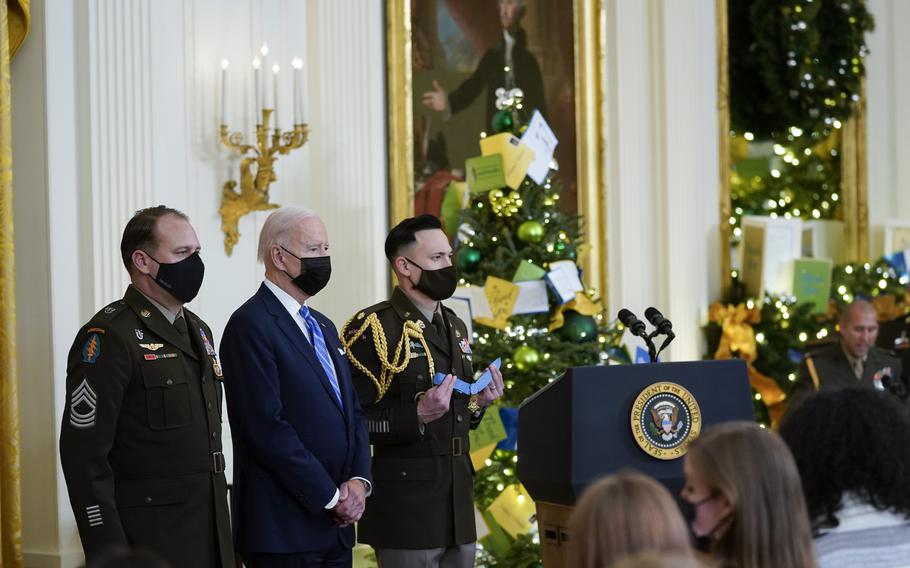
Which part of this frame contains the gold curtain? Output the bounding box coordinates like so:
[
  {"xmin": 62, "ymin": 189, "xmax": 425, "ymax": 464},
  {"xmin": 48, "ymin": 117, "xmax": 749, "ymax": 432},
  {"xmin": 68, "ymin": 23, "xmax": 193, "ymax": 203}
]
[{"xmin": 1, "ymin": 0, "xmax": 28, "ymax": 566}]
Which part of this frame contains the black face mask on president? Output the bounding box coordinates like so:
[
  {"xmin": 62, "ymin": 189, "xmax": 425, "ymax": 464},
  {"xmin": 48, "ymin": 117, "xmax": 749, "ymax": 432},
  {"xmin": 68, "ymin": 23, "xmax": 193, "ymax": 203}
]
[{"xmin": 281, "ymin": 246, "xmax": 332, "ymax": 297}]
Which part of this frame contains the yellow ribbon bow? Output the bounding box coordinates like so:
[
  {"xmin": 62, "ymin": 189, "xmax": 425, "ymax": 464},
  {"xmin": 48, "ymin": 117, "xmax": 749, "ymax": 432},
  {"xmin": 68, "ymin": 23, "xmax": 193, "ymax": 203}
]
[{"xmin": 709, "ymin": 302, "xmax": 787, "ymax": 419}]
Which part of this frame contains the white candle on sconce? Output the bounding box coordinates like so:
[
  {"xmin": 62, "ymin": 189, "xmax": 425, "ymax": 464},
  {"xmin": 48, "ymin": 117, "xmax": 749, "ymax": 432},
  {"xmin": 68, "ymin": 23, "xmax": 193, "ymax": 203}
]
[
  {"xmin": 261, "ymin": 44, "xmax": 272, "ymax": 115},
  {"xmin": 252, "ymin": 57, "xmax": 262, "ymax": 124},
  {"xmin": 272, "ymin": 64, "xmax": 281, "ymax": 129},
  {"xmin": 220, "ymin": 59, "xmax": 229, "ymax": 125},
  {"xmin": 292, "ymin": 57, "xmax": 303, "ymax": 125}
]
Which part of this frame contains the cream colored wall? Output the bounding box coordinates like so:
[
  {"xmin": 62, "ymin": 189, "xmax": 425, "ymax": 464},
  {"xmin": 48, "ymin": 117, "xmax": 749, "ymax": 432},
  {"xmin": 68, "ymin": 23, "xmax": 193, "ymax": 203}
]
[
  {"xmin": 11, "ymin": 0, "xmax": 908, "ymax": 566},
  {"xmin": 867, "ymin": 0, "xmax": 910, "ymax": 258},
  {"xmin": 13, "ymin": 0, "xmax": 386, "ymax": 565}
]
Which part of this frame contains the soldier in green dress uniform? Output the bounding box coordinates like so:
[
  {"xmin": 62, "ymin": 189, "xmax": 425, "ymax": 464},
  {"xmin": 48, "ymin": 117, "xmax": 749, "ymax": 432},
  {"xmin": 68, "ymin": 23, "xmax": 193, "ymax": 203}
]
[
  {"xmin": 792, "ymin": 300, "xmax": 903, "ymax": 405},
  {"xmin": 59, "ymin": 206, "xmax": 233, "ymax": 567},
  {"xmin": 342, "ymin": 215, "xmax": 504, "ymax": 568}
]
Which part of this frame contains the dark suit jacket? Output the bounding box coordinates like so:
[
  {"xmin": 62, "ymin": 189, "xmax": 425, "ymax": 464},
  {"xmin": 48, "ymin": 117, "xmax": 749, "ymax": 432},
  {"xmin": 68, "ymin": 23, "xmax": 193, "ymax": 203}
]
[
  {"xmin": 220, "ymin": 283, "xmax": 371, "ymax": 554},
  {"xmin": 343, "ymin": 287, "xmax": 481, "ymax": 549},
  {"xmin": 60, "ymin": 285, "xmax": 233, "ymax": 568},
  {"xmin": 791, "ymin": 341, "xmax": 903, "ymax": 406},
  {"xmin": 448, "ymin": 28, "xmax": 547, "ymax": 127}
]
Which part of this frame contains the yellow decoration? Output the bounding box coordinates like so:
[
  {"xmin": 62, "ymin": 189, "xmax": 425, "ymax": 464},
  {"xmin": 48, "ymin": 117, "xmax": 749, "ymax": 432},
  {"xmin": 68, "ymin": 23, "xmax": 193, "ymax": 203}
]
[
  {"xmin": 871, "ymin": 294, "xmax": 910, "ymax": 322},
  {"xmin": 479, "ymin": 133, "xmax": 535, "ymax": 190},
  {"xmin": 730, "ymin": 134, "xmax": 749, "ymax": 163},
  {"xmin": 474, "ymin": 277, "xmax": 520, "ymax": 330},
  {"xmin": 487, "ymin": 484, "xmax": 536, "ymax": 539},
  {"xmin": 708, "ymin": 303, "xmax": 787, "ymax": 413},
  {"xmin": 0, "ymin": 1, "xmax": 23, "ymax": 564},
  {"xmin": 470, "ymin": 443, "xmax": 497, "ymax": 471},
  {"xmin": 340, "ymin": 313, "xmax": 434, "ymax": 402},
  {"xmin": 549, "ymin": 292, "xmax": 602, "ymax": 331},
  {"xmin": 468, "ymin": 404, "xmax": 506, "ymax": 449}
]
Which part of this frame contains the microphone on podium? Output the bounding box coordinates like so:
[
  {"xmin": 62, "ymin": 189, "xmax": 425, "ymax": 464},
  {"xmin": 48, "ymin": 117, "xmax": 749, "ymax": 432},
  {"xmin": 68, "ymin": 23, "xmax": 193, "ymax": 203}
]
[
  {"xmin": 645, "ymin": 307, "xmax": 676, "ymax": 359},
  {"xmin": 618, "ymin": 308, "xmax": 657, "ymax": 363}
]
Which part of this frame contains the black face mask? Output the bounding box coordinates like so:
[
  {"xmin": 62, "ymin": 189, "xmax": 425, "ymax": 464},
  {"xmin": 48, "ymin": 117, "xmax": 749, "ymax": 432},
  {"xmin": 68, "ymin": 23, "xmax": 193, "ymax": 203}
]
[
  {"xmin": 679, "ymin": 494, "xmax": 725, "ymax": 553},
  {"xmin": 405, "ymin": 258, "xmax": 458, "ymax": 301},
  {"xmin": 282, "ymin": 246, "xmax": 332, "ymax": 296},
  {"xmin": 148, "ymin": 251, "xmax": 205, "ymax": 304}
]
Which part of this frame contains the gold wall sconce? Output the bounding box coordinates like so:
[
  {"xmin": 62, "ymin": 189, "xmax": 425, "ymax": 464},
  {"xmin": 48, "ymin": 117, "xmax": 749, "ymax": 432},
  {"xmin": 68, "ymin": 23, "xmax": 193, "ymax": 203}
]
[{"xmin": 219, "ymin": 46, "xmax": 309, "ymax": 255}]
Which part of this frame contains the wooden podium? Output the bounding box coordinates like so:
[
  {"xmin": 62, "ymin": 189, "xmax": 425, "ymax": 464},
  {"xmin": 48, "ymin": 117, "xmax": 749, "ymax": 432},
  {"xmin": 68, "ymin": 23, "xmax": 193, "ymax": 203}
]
[{"xmin": 517, "ymin": 360, "xmax": 753, "ymax": 567}]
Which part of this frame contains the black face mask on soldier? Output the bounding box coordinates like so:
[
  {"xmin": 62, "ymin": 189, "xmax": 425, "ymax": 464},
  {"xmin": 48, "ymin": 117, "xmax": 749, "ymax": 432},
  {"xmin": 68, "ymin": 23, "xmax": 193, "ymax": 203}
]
[
  {"xmin": 281, "ymin": 246, "xmax": 332, "ymax": 297},
  {"xmin": 148, "ymin": 251, "xmax": 205, "ymax": 304},
  {"xmin": 405, "ymin": 258, "xmax": 458, "ymax": 301}
]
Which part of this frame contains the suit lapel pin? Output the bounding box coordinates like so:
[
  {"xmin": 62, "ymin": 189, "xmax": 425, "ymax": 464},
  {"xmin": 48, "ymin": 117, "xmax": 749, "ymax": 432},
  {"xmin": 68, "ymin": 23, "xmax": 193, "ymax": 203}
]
[{"xmin": 140, "ymin": 309, "xmax": 152, "ymax": 318}]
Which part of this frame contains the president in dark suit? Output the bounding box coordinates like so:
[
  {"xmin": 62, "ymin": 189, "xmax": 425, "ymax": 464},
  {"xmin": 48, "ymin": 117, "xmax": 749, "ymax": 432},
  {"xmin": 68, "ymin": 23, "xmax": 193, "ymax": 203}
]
[{"xmin": 220, "ymin": 207, "xmax": 371, "ymax": 568}]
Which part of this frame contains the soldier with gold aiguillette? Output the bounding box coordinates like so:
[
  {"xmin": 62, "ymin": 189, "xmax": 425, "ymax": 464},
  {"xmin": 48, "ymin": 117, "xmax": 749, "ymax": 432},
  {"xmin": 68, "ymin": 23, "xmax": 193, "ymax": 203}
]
[{"xmin": 342, "ymin": 214, "xmax": 504, "ymax": 568}]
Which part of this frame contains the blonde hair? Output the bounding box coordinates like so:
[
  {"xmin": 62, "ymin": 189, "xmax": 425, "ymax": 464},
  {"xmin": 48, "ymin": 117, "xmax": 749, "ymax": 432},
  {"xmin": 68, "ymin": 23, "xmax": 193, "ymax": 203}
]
[
  {"xmin": 686, "ymin": 421, "xmax": 816, "ymax": 568},
  {"xmin": 257, "ymin": 206, "xmax": 319, "ymax": 264},
  {"xmin": 568, "ymin": 471, "xmax": 693, "ymax": 568},
  {"xmin": 610, "ymin": 551, "xmax": 707, "ymax": 568}
]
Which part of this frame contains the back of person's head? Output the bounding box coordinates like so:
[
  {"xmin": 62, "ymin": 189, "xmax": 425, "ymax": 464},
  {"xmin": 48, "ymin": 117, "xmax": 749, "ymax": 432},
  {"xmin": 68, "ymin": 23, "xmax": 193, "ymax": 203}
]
[
  {"xmin": 568, "ymin": 470, "xmax": 693, "ymax": 568},
  {"xmin": 685, "ymin": 421, "xmax": 815, "ymax": 568},
  {"xmin": 779, "ymin": 387, "xmax": 910, "ymax": 529},
  {"xmin": 609, "ymin": 550, "xmax": 707, "ymax": 568},
  {"xmin": 384, "ymin": 214, "xmax": 443, "ymax": 264}
]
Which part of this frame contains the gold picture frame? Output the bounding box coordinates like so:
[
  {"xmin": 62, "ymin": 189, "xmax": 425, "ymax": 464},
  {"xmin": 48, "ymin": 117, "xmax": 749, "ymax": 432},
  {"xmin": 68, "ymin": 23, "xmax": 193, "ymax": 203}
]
[
  {"xmin": 386, "ymin": 0, "xmax": 608, "ymax": 300},
  {"xmin": 716, "ymin": 0, "xmax": 869, "ymax": 294}
]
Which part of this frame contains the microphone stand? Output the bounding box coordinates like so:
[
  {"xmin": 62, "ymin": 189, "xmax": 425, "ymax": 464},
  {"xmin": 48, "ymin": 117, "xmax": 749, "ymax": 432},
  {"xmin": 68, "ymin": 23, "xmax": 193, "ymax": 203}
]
[
  {"xmin": 641, "ymin": 332, "xmax": 658, "ymax": 363},
  {"xmin": 647, "ymin": 330, "xmax": 673, "ymax": 362}
]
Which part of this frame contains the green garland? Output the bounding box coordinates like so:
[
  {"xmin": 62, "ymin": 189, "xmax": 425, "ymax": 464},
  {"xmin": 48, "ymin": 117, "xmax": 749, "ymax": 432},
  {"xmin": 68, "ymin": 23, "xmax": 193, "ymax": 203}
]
[
  {"xmin": 730, "ymin": 0, "xmax": 874, "ymax": 139},
  {"xmin": 728, "ymin": 134, "xmax": 842, "ymax": 245}
]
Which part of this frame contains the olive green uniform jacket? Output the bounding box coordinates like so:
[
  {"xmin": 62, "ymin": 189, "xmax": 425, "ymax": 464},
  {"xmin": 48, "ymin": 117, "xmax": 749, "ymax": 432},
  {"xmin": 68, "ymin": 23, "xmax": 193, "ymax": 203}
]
[
  {"xmin": 791, "ymin": 341, "xmax": 903, "ymax": 406},
  {"xmin": 343, "ymin": 287, "xmax": 483, "ymax": 549},
  {"xmin": 60, "ymin": 285, "xmax": 233, "ymax": 567}
]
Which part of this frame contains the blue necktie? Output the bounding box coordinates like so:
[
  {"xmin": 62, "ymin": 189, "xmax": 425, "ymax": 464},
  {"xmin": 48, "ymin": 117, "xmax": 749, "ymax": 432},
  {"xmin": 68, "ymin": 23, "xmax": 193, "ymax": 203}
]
[{"xmin": 299, "ymin": 306, "xmax": 343, "ymax": 407}]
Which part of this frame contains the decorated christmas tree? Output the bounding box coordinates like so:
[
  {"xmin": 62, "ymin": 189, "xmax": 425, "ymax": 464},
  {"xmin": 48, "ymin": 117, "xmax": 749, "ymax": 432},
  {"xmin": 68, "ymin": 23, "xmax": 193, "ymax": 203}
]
[{"xmin": 442, "ymin": 88, "xmax": 626, "ymax": 566}]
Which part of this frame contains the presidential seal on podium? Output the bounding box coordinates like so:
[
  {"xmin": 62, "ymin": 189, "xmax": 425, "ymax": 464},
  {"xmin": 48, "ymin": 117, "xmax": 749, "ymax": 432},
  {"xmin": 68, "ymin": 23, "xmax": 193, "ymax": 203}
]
[{"xmin": 630, "ymin": 381, "xmax": 702, "ymax": 460}]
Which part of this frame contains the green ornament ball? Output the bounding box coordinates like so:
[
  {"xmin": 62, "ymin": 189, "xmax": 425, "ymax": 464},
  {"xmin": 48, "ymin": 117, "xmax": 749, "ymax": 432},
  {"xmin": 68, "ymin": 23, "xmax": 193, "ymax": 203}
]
[
  {"xmin": 457, "ymin": 247, "xmax": 482, "ymax": 270},
  {"xmin": 561, "ymin": 310, "xmax": 598, "ymax": 343},
  {"xmin": 517, "ymin": 220, "xmax": 545, "ymax": 243},
  {"xmin": 491, "ymin": 109, "xmax": 514, "ymax": 133},
  {"xmin": 513, "ymin": 345, "xmax": 541, "ymax": 373}
]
